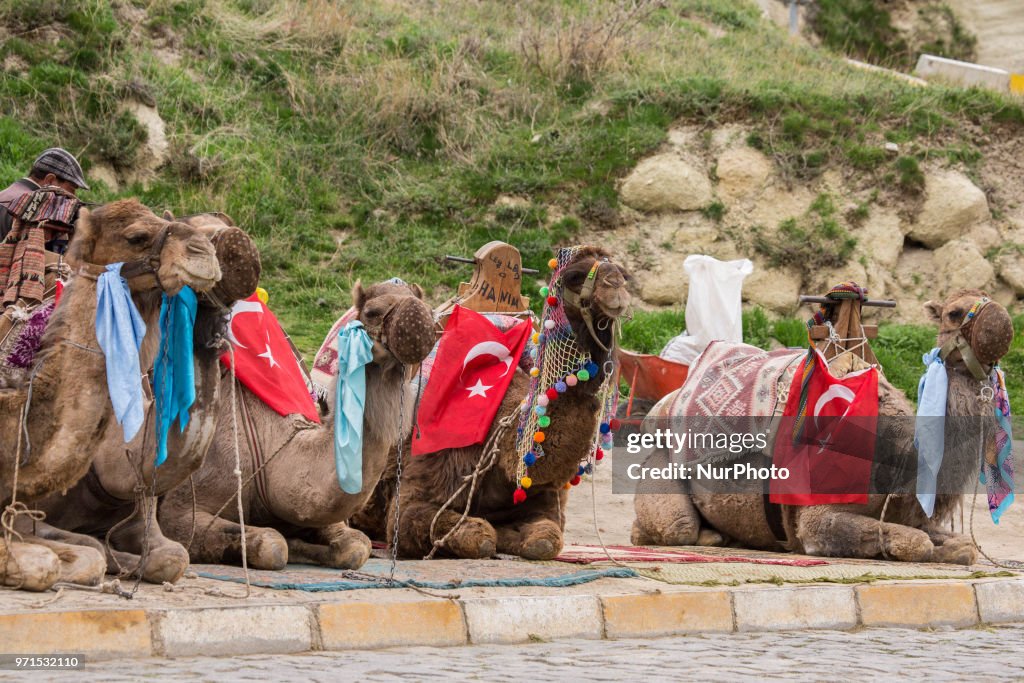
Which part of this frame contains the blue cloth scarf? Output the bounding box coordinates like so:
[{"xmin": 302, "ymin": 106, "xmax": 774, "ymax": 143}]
[
  {"xmin": 914, "ymin": 348, "xmax": 947, "ymax": 517},
  {"xmin": 154, "ymin": 287, "xmax": 197, "ymax": 467},
  {"xmin": 333, "ymin": 321, "xmax": 374, "ymax": 494},
  {"xmin": 95, "ymin": 263, "xmax": 147, "ymax": 442}
]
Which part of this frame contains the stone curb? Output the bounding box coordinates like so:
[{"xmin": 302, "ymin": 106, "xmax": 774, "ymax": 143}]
[{"xmin": 3, "ymin": 578, "xmax": 1022, "ymax": 660}]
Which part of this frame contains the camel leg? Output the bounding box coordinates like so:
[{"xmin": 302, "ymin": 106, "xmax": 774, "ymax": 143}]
[
  {"xmin": 17, "ymin": 520, "xmax": 106, "ymax": 586},
  {"xmin": 287, "ymin": 523, "xmax": 372, "ymax": 570},
  {"xmin": 796, "ymin": 508, "xmax": 935, "ymax": 562},
  {"xmin": 393, "ymin": 500, "xmax": 497, "ymax": 560},
  {"xmin": 188, "ymin": 510, "xmax": 289, "ymax": 570},
  {"xmin": 101, "ymin": 499, "xmax": 191, "ymax": 584},
  {"xmin": 632, "ymin": 448, "xmax": 711, "ymax": 546},
  {"xmin": 495, "ymin": 517, "xmax": 564, "ymax": 560},
  {"xmin": 1, "ymin": 539, "xmax": 61, "ymax": 592}
]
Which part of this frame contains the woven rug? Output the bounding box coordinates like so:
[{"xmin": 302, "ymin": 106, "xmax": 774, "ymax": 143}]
[
  {"xmin": 554, "ymin": 544, "xmax": 827, "ymax": 567},
  {"xmin": 193, "ymin": 558, "xmax": 636, "ymax": 592}
]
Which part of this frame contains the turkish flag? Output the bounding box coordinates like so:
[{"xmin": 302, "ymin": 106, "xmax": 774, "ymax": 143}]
[
  {"xmin": 770, "ymin": 348, "xmax": 878, "ymax": 505},
  {"xmin": 412, "ymin": 305, "xmax": 531, "ymax": 456},
  {"xmin": 221, "ymin": 294, "xmax": 320, "ymax": 423}
]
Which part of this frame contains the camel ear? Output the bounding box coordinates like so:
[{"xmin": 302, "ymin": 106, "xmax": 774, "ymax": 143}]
[
  {"xmin": 408, "ymin": 283, "xmax": 425, "ymax": 300},
  {"xmin": 213, "ymin": 211, "xmax": 235, "ymax": 226},
  {"xmin": 353, "ymin": 280, "xmax": 367, "ymax": 311},
  {"xmin": 67, "ymin": 207, "xmax": 97, "ymax": 265},
  {"xmin": 162, "ymin": 210, "xmax": 175, "ymax": 221},
  {"xmin": 923, "ymin": 300, "xmax": 944, "ymax": 324}
]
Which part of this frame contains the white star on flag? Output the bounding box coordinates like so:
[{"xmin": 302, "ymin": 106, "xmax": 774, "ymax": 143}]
[
  {"xmin": 258, "ymin": 332, "xmax": 278, "ymax": 368},
  {"xmin": 466, "ymin": 379, "xmax": 492, "ymax": 398}
]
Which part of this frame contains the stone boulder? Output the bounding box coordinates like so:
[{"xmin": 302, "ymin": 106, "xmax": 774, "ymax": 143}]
[
  {"xmin": 715, "ymin": 147, "xmax": 773, "ymax": 201},
  {"xmin": 620, "ymin": 154, "xmax": 712, "ymax": 213},
  {"xmin": 856, "ymin": 209, "xmax": 904, "ymax": 269},
  {"xmin": 908, "ymin": 170, "xmax": 989, "ymax": 248},
  {"xmin": 743, "ymin": 263, "xmax": 801, "ymax": 314},
  {"xmin": 995, "ymin": 252, "xmax": 1024, "ymax": 296},
  {"xmin": 932, "ymin": 238, "xmax": 995, "ymax": 295},
  {"xmin": 122, "ymin": 99, "xmax": 170, "ymax": 186}
]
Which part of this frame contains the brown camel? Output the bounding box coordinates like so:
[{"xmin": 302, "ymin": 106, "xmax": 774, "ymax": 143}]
[
  {"xmin": 355, "ymin": 246, "xmax": 632, "ymax": 561},
  {"xmin": 632, "ymin": 289, "xmax": 1013, "ymax": 565},
  {"xmin": 0, "ymin": 199, "xmax": 221, "ymax": 590},
  {"xmin": 35, "ymin": 213, "xmax": 260, "ymax": 585},
  {"xmin": 159, "ymin": 279, "xmax": 435, "ymax": 570}
]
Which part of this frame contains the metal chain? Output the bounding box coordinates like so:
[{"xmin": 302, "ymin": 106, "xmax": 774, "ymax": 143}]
[{"xmin": 388, "ymin": 377, "xmax": 407, "ymax": 581}]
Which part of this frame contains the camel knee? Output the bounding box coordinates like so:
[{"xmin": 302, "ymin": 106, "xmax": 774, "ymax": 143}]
[
  {"xmin": 439, "ymin": 517, "xmax": 497, "ymax": 560},
  {"xmin": 247, "ymin": 529, "xmax": 289, "ymax": 570},
  {"xmin": 327, "ymin": 529, "xmax": 372, "ymax": 570},
  {"xmin": 518, "ymin": 519, "xmax": 563, "ymax": 561},
  {"xmin": 142, "ymin": 542, "xmax": 191, "ymax": 584},
  {"xmin": 881, "ymin": 524, "xmax": 934, "ymax": 562},
  {"xmin": 3, "ymin": 541, "xmax": 62, "ymax": 592},
  {"xmin": 931, "ymin": 534, "xmax": 977, "ymax": 566}
]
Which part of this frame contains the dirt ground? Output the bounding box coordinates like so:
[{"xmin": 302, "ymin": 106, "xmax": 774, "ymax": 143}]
[{"xmin": 564, "ymin": 448, "xmax": 1023, "ymax": 562}]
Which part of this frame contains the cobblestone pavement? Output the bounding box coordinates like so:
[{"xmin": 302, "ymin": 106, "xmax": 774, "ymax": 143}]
[{"xmin": 34, "ymin": 624, "xmax": 1024, "ymax": 681}]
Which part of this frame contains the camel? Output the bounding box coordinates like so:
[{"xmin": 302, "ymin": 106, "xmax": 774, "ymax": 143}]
[
  {"xmin": 0, "ymin": 199, "xmax": 222, "ymax": 590},
  {"xmin": 158, "ymin": 278, "xmax": 436, "ymax": 570},
  {"xmin": 632, "ymin": 289, "xmax": 1013, "ymax": 565},
  {"xmin": 35, "ymin": 213, "xmax": 260, "ymax": 585},
  {"xmin": 355, "ymin": 246, "xmax": 633, "ymax": 561}
]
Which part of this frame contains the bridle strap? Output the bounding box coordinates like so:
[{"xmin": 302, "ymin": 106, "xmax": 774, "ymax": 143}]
[
  {"xmin": 561, "ymin": 260, "xmax": 614, "ymax": 353},
  {"xmin": 938, "ymin": 298, "xmax": 992, "ymax": 382}
]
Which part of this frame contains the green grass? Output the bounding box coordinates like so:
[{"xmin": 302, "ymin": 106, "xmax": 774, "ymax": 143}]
[{"xmin": 1, "ymin": 0, "xmax": 1022, "ymax": 355}]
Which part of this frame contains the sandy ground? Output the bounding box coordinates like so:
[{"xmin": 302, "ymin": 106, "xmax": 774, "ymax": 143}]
[
  {"xmin": 564, "ymin": 449, "xmax": 1023, "ymax": 562},
  {"xmin": 945, "ymin": 0, "xmax": 1024, "ymax": 72}
]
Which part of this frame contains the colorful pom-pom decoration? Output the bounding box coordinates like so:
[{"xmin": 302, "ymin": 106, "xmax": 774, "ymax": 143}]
[
  {"xmin": 610, "ymin": 418, "xmax": 621, "ymax": 430},
  {"xmin": 546, "ymin": 296, "xmax": 558, "ymax": 306},
  {"xmin": 520, "ymin": 476, "xmax": 533, "ymax": 489},
  {"xmin": 535, "ymin": 405, "xmax": 546, "ymax": 416},
  {"xmin": 563, "ymin": 482, "xmax": 572, "ymax": 490},
  {"xmin": 530, "ymin": 367, "xmax": 540, "ymax": 377},
  {"xmin": 540, "ymin": 286, "xmax": 549, "ymax": 297},
  {"xmin": 548, "ymin": 258, "xmax": 558, "ymax": 268},
  {"xmin": 531, "ymin": 332, "xmax": 540, "ymax": 344},
  {"xmin": 577, "ymin": 465, "xmax": 586, "ymax": 476},
  {"xmin": 524, "ymin": 451, "xmax": 537, "ymax": 466},
  {"xmin": 576, "ymin": 369, "xmax": 590, "ymax": 382},
  {"xmin": 545, "ymin": 388, "xmax": 559, "ymax": 401},
  {"xmin": 538, "ymin": 395, "xmax": 550, "ymax": 407},
  {"xmin": 565, "ymin": 374, "xmax": 579, "ymax": 387},
  {"xmin": 554, "ymin": 381, "xmax": 567, "ymax": 393},
  {"xmin": 570, "ymin": 475, "xmax": 582, "ymax": 486},
  {"xmin": 255, "ymin": 287, "xmax": 269, "ymax": 304},
  {"xmin": 513, "ymin": 488, "xmax": 527, "ymax": 505},
  {"xmin": 533, "ymin": 431, "xmax": 546, "ymax": 443},
  {"xmin": 599, "ymin": 422, "xmax": 611, "ymax": 434},
  {"xmin": 544, "ymin": 319, "xmax": 556, "ymax": 330},
  {"xmin": 538, "ymin": 415, "xmax": 551, "ymax": 428},
  {"xmin": 584, "ymin": 361, "xmax": 599, "ymax": 376},
  {"xmin": 595, "ymin": 447, "xmax": 605, "ymax": 461}
]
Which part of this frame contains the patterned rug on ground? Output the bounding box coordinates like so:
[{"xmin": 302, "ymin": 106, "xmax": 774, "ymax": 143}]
[
  {"xmin": 193, "ymin": 558, "xmax": 636, "ymax": 592},
  {"xmin": 553, "ymin": 545, "xmax": 1020, "ymax": 585}
]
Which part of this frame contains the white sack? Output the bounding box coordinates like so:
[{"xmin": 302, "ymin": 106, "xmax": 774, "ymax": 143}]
[{"xmin": 659, "ymin": 255, "xmax": 753, "ymax": 365}]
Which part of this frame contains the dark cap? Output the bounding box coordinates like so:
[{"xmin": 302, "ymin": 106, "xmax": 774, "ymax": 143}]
[{"xmin": 32, "ymin": 148, "xmax": 90, "ymax": 190}]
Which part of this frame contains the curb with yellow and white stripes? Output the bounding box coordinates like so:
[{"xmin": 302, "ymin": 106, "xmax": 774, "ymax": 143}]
[{"xmin": 1, "ymin": 577, "xmax": 1022, "ymax": 660}]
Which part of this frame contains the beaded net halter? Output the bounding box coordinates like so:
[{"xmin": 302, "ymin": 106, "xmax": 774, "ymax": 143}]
[{"xmin": 511, "ymin": 246, "xmax": 619, "ymax": 503}]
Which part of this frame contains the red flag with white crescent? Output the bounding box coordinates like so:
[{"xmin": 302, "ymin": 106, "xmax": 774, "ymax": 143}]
[
  {"xmin": 221, "ymin": 294, "xmax": 320, "ymax": 423},
  {"xmin": 770, "ymin": 348, "xmax": 878, "ymax": 505},
  {"xmin": 412, "ymin": 305, "xmax": 531, "ymax": 456}
]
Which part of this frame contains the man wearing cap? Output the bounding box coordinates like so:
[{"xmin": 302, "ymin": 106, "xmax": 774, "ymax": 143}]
[{"xmin": 0, "ymin": 147, "xmax": 90, "ymax": 245}]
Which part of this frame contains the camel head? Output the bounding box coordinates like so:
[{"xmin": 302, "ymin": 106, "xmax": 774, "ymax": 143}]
[
  {"xmin": 67, "ymin": 199, "xmax": 221, "ymax": 296},
  {"xmin": 557, "ymin": 246, "xmax": 632, "ymax": 357},
  {"xmin": 174, "ymin": 211, "xmax": 261, "ymax": 307},
  {"xmin": 353, "ymin": 279, "xmax": 435, "ymax": 367},
  {"xmin": 925, "ymin": 289, "xmax": 1013, "ymax": 380}
]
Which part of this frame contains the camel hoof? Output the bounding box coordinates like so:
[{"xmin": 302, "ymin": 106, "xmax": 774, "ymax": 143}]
[
  {"xmin": 250, "ymin": 532, "xmax": 288, "ymax": 570},
  {"xmin": 4, "ymin": 542, "xmax": 61, "ymax": 592},
  {"xmin": 329, "ymin": 538, "xmax": 372, "ymax": 570},
  {"xmin": 932, "ymin": 537, "xmax": 978, "ymax": 566},
  {"xmin": 882, "ymin": 524, "xmax": 933, "ymax": 562},
  {"xmin": 143, "ymin": 543, "xmax": 191, "ymax": 584},
  {"xmin": 630, "ymin": 521, "xmax": 654, "ymax": 546},
  {"xmin": 696, "ymin": 528, "xmax": 727, "ymax": 547},
  {"xmin": 520, "ymin": 538, "xmax": 560, "ymax": 561}
]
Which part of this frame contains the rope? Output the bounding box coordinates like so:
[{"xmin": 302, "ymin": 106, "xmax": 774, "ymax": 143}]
[
  {"xmin": 423, "ymin": 412, "xmax": 517, "ymax": 560},
  {"xmin": 228, "ymin": 344, "xmax": 251, "ymax": 597}
]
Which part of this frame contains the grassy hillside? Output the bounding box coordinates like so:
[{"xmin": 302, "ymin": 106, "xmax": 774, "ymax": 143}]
[{"xmin": 2, "ymin": 0, "xmax": 1022, "ymax": 401}]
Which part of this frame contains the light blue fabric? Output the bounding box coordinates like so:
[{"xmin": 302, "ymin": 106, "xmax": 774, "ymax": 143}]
[
  {"xmin": 154, "ymin": 287, "xmax": 197, "ymax": 467},
  {"xmin": 914, "ymin": 348, "xmax": 947, "ymax": 517},
  {"xmin": 95, "ymin": 263, "xmax": 147, "ymax": 443},
  {"xmin": 333, "ymin": 321, "xmax": 374, "ymax": 494}
]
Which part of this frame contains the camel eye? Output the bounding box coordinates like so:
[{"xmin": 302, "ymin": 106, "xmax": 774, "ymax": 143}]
[
  {"xmin": 125, "ymin": 232, "xmax": 149, "ymax": 247},
  {"xmin": 949, "ymin": 308, "xmax": 964, "ymax": 321}
]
